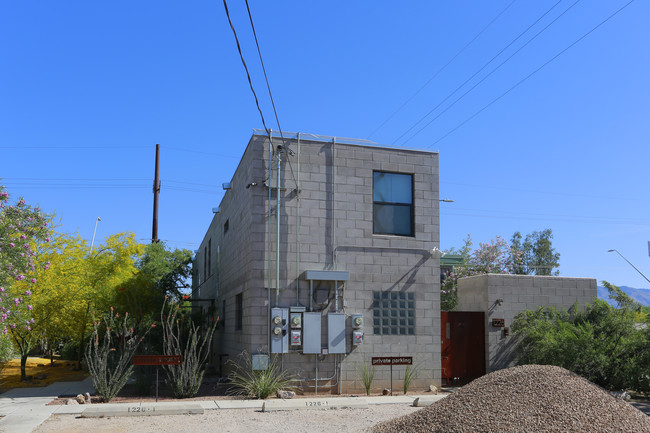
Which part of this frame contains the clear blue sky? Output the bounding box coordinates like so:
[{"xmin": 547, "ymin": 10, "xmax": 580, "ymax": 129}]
[{"xmin": 2, "ymin": 1, "xmax": 649, "ymax": 289}]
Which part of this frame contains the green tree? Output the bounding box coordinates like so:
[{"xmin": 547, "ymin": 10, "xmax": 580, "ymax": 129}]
[
  {"xmin": 511, "ymin": 229, "xmax": 560, "ymax": 276},
  {"xmin": 138, "ymin": 242, "xmax": 193, "ymax": 300},
  {"xmin": 441, "ymin": 236, "xmax": 521, "ymax": 311},
  {"xmin": 0, "ymin": 186, "xmax": 52, "ymax": 380}
]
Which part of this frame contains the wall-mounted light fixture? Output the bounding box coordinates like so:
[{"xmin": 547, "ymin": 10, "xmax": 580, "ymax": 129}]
[
  {"xmin": 222, "ymin": 182, "xmax": 232, "ymax": 190},
  {"xmin": 246, "ymin": 182, "xmax": 258, "ymax": 189},
  {"xmin": 212, "ymin": 207, "xmax": 220, "ymax": 214}
]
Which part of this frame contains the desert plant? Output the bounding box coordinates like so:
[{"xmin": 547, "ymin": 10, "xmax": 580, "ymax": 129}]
[
  {"xmin": 85, "ymin": 309, "xmax": 152, "ymax": 402},
  {"xmin": 161, "ymin": 297, "xmax": 217, "ymax": 398},
  {"xmin": 227, "ymin": 351, "xmax": 293, "ymax": 399},
  {"xmin": 403, "ymin": 363, "xmax": 419, "ymax": 394},
  {"xmin": 355, "ymin": 360, "xmax": 375, "ymax": 396}
]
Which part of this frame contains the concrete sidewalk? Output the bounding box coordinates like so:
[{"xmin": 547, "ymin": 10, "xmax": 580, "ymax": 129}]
[
  {"xmin": 0, "ymin": 379, "xmax": 446, "ymax": 433},
  {"xmin": 0, "ymin": 377, "xmax": 94, "ymax": 433}
]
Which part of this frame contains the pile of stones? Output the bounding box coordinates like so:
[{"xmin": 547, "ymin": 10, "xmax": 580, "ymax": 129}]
[{"xmin": 373, "ymin": 364, "xmax": 650, "ymax": 433}]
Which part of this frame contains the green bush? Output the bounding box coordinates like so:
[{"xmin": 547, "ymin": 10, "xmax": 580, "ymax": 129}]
[
  {"xmin": 0, "ymin": 336, "xmax": 15, "ymax": 362},
  {"xmin": 512, "ymin": 282, "xmax": 650, "ymax": 393},
  {"xmin": 227, "ymin": 352, "xmax": 293, "ymax": 399},
  {"xmin": 60, "ymin": 339, "xmax": 82, "ymax": 361}
]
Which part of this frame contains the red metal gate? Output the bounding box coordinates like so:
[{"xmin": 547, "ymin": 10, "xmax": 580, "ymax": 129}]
[{"xmin": 441, "ymin": 311, "xmax": 485, "ymax": 386}]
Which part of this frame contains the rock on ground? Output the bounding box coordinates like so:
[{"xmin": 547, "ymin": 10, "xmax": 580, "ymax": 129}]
[{"xmin": 373, "ymin": 364, "xmax": 650, "ymax": 433}]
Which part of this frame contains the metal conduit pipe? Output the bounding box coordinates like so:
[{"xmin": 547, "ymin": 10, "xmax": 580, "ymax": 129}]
[
  {"xmin": 275, "ymin": 145, "xmax": 281, "ymax": 306},
  {"xmin": 267, "ymin": 132, "xmax": 273, "ymax": 349},
  {"xmin": 296, "ymin": 133, "xmax": 301, "ymax": 305}
]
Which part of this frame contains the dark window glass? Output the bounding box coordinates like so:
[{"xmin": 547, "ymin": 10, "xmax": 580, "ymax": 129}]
[
  {"xmin": 235, "ymin": 293, "xmax": 243, "ymax": 331},
  {"xmin": 373, "ymin": 172, "xmax": 414, "ymax": 236}
]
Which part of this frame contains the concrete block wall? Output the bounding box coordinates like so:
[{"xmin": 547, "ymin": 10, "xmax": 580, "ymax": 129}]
[
  {"xmin": 457, "ymin": 274, "xmax": 597, "ymax": 373},
  {"xmin": 194, "ymin": 132, "xmax": 442, "ymax": 393}
]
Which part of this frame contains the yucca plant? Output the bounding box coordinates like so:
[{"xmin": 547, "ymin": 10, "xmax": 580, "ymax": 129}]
[
  {"xmin": 227, "ymin": 352, "xmax": 293, "ymax": 399},
  {"xmin": 355, "ymin": 360, "xmax": 376, "ymax": 396}
]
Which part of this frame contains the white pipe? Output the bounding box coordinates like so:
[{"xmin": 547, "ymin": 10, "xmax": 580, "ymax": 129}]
[{"xmin": 90, "ymin": 217, "xmax": 101, "ymax": 253}]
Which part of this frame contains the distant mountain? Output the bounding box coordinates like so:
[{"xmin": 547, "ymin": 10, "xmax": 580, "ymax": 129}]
[{"xmin": 597, "ymin": 285, "xmax": 650, "ymax": 307}]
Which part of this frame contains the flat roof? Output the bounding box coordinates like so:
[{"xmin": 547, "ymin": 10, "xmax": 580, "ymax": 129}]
[{"xmin": 252, "ymin": 129, "xmax": 439, "ymax": 154}]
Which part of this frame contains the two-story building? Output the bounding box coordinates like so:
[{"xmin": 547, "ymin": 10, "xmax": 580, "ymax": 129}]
[{"xmin": 192, "ymin": 130, "xmax": 442, "ymax": 393}]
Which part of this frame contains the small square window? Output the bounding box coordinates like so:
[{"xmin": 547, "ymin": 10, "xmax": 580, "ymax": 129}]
[{"xmin": 373, "ymin": 291, "xmax": 416, "ymax": 335}]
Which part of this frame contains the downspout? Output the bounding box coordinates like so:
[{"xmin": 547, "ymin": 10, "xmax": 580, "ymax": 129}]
[
  {"xmin": 296, "ymin": 134, "xmax": 301, "ymax": 305},
  {"xmin": 332, "ymin": 137, "xmax": 336, "ymax": 269},
  {"xmin": 267, "ymin": 132, "xmax": 273, "ymax": 350},
  {"xmin": 275, "ymin": 142, "xmax": 282, "ymax": 306}
]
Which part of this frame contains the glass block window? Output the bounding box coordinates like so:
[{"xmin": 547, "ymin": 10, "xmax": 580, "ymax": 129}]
[
  {"xmin": 373, "ymin": 172, "xmax": 414, "ymax": 236},
  {"xmin": 373, "ymin": 291, "xmax": 416, "ymax": 335}
]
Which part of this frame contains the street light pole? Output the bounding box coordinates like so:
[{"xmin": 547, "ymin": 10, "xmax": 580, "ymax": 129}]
[
  {"xmin": 607, "ymin": 249, "xmax": 650, "ymax": 284},
  {"xmin": 90, "ymin": 217, "xmax": 101, "ymax": 253}
]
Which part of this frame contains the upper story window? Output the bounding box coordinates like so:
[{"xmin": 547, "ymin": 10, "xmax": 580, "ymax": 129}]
[{"xmin": 373, "ymin": 171, "xmax": 414, "ymax": 237}]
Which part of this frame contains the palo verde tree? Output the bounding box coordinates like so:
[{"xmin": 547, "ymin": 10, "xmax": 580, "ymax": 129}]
[{"xmin": 0, "ymin": 185, "xmax": 52, "ymax": 380}]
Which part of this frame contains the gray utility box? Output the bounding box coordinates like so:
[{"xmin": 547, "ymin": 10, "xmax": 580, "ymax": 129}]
[
  {"xmin": 270, "ymin": 307, "xmax": 289, "ymax": 354},
  {"xmin": 302, "ymin": 312, "xmax": 322, "ymax": 354},
  {"xmin": 328, "ymin": 313, "xmax": 346, "ymax": 354}
]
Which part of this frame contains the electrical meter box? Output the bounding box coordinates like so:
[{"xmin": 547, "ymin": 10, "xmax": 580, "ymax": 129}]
[
  {"xmin": 270, "ymin": 307, "xmax": 289, "ymax": 353},
  {"xmin": 328, "ymin": 313, "xmax": 346, "ymax": 354},
  {"xmin": 290, "ymin": 330, "xmax": 302, "ymax": 346},
  {"xmin": 352, "ymin": 314, "xmax": 363, "ymax": 329},
  {"xmin": 302, "ymin": 312, "xmax": 321, "ymax": 354},
  {"xmin": 290, "ymin": 312, "xmax": 302, "ymax": 328},
  {"xmin": 352, "ymin": 330, "xmax": 363, "ymax": 345}
]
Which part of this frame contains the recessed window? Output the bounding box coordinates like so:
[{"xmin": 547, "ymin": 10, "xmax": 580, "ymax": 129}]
[
  {"xmin": 208, "ymin": 239, "xmax": 212, "ymax": 277},
  {"xmin": 235, "ymin": 293, "xmax": 243, "ymax": 331},
  {"xmin": 373, "ymin": 172, "xmax": 413, "ymax": 236},
  {"xmin": 373, "ymin": 291, "xmax": 415, "ymax": 335}
]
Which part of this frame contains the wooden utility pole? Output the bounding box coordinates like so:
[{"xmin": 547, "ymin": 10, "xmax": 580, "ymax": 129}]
[{"xmin": 152, "ymin": 144, "xmax": 160, "ymax": 243}]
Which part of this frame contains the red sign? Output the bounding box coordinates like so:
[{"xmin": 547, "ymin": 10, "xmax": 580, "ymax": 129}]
[
  {"xmin": 371, "ymin": 356, "xmax": 412, "ymax": 366},
  {"xmin": 132, "ymin": 355, "xmax": 182, "ymax": 366}
]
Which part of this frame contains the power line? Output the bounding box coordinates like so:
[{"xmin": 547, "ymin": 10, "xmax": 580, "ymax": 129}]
[
  {"xmin": 243, "ymin": 0, "xmax": 298, "ymax": 191},
  {"xmin": 428, "ymin": 0, "xmax": 637, "ymax": 147},
  {"xmin": 222, "ymin": 0, "xmax": 269, "ymax": 134},
  {"xmin": 366, "ymin": 0, "xmax": 518, "ymax": 139},
  {"xmin": 393, "ymin": 0, "xmax": 568, "ymax": 146}
]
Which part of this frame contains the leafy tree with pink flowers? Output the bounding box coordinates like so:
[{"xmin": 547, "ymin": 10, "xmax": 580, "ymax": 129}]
[
  {"xmin": 442, "ymin": 236, "xmax": 522, "ymax": 311},
  {"xmin": 0, "ymin": 185, "xmax": 52, "ymax": 379}
]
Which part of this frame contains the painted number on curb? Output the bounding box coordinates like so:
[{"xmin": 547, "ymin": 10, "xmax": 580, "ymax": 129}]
[
  {"xmin": 305, "ymin": 400, "xmax": 329, "ymax": 407},
  {"xmin": 128, "ymin": 407, "xmax": 156, "ymax": 413}
]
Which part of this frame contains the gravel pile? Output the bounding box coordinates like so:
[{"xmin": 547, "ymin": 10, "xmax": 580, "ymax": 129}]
[{"xmin": 373, "ymin": 364, "xmax": 650, "ymax": 433}]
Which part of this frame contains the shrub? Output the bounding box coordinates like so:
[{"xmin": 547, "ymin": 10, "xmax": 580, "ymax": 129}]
[
  {"xmin": 161, "ymin": 298, "xmax": 217, "ymax": 398},
  {"xmin": 403, "ymin": 363, "xmax": 418, "ymax": 395},
  {"xmin": 0, "ymin": 335, "xmax": 15, "ymax": 363},
  {"xmin": 355, "ymin": 360, "xmax": 376, "ymax": 396},
  {"xmin": 227, "ymin": 352, "xmax": 293, "ymax": 399},
  {"xmin": 512, "ymin": 282, "xmax": 650, "ymax": 393},
  {"xmin": 85, "ymin": 309, "xmax": 152, "ymax": 402}
]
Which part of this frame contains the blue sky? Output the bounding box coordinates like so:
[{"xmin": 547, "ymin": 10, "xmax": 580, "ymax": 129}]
[{"xmin": 2, "ymin": 1, "xmax": 649, "ymax": 289}]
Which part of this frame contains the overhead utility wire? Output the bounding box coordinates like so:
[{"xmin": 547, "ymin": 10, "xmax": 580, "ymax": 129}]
[
  {"xmin": 243, "ymin": 0, "xmax": 298, "ymax": 190},
  {"xmin": 428, "ymin": 0, "xmax": 636, "ymax": 147},
  {"xmin": 393, "ymin": 0, "xmax": 567, "ymax": 146},
  {"xmin": 222, "ymin": 0, "xmax": 269, "ymax": 134},
  {"xmin": 366, "ymin": 0, "xmax": 519, "ymax": 139}
]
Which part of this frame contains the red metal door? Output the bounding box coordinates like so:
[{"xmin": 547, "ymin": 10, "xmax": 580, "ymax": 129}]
[{"xmin": 441, "ymin": 311, "xmax": 485, "ymax": 386}]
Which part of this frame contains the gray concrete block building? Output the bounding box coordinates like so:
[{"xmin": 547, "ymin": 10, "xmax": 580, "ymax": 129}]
[
  {"xmin": 456, "ymin": 274, "xmax": 597, "ymax": 373},
  {"xmin": 192, "ymin": 131, "xmax": 442, "ymax": 393}
]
